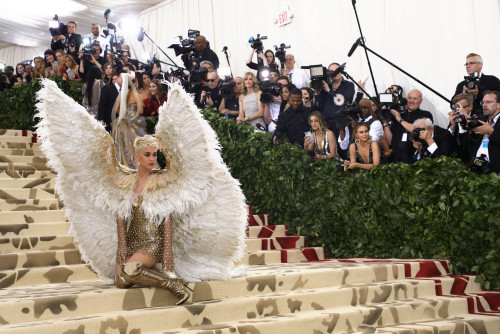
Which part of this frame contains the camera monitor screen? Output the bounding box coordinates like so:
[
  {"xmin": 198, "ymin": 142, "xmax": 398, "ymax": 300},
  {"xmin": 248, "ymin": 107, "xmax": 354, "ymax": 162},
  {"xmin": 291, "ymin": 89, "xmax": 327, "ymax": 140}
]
[
  {"xmin": 309, "ymin": 65, "xmax": 323, "ymax": 78},
  {"xmin": 379, "ymin": 93, "xmax": 393, "ymax": 103}
]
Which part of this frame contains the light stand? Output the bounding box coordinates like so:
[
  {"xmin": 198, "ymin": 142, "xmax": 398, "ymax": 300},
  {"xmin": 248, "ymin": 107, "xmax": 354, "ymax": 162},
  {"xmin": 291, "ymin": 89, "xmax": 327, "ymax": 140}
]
[{"xmin": 222, "ymin": 46, "xmax": 233, "ymax": 78}]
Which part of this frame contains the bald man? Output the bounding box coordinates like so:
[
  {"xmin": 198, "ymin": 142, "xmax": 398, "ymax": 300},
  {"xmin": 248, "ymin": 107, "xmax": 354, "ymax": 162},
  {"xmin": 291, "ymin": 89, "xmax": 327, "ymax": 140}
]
[
  {"xmin": 182, "ymin": 35, "xmax": 219, "ymax": 70},
  {"xmin": 385, "ymin": 89, "xmax": 433, "ymax": 163},
  {"xmin": 281, "ymin": 54, "xmax": 307, "ymax": 89}
]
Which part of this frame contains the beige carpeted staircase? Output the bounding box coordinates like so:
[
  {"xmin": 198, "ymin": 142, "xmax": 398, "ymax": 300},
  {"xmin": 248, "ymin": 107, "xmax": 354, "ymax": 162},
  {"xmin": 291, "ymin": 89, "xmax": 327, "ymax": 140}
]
[{"xmin": 1, "ymin": 129, "xmax": 500, "ymax": 333}]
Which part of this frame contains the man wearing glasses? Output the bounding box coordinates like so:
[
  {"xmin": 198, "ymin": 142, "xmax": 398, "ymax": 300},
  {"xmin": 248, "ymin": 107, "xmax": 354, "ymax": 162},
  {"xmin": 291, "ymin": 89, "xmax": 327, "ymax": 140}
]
[
  {"xmin": 453, "ymin": 53, "xmax": 500, "ymax": 112},
  {"xmin": 281, "ymin": 54, "xmax": 306, "ymax": 89},
  {"xmin": 466, "ymin": 91, "xmax": 500, "ymax": 172},
  {"xmin": 199, "ymin": 70, "xmax": 221, "ymax": 109}
]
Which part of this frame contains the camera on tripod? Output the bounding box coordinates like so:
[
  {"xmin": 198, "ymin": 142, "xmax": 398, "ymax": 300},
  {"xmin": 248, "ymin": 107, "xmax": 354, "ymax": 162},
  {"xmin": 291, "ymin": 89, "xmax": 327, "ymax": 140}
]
[
  {"xmin": 301, "ymin": 65, "xmax": 336, "ymax": 91},
  {"xmin": 464, "ymin": 72, "xmax": 480, "ymax": 90}
]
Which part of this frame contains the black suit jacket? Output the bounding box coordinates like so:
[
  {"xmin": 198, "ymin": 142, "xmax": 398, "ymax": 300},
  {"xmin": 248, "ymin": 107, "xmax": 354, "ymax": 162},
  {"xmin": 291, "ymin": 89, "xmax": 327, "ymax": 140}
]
[
  {"xmin": 454, "ymin": 74, "xmax": 500, "ymax": 112},
  {"xmin": 465, "ymin": 115, "xmax": 500, "ymax": 173},
  {"xmin": 97, "ymin": 84, "xmax": 119, "ymax": 133}
]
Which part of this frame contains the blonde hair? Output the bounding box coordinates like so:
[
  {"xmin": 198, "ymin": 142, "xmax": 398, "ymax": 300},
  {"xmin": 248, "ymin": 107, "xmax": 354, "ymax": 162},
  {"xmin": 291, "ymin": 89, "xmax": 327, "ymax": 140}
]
[
  {"xmin": 242, "ymin": 72, "xmax": 259, "ymax": 94},
  {"xmin": 134, "ymin": 135, "xmax": 158, "ymax": 154}
]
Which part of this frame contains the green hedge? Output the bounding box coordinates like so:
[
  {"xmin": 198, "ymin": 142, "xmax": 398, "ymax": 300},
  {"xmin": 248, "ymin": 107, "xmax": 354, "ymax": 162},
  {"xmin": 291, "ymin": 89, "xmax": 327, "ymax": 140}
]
[
  {"xmin": 1, "ymin": 86, "xmax": 498, "ymax": 290},
  {"xmin": 203, "ymin": 111, "xmax": 500, "ymax": 290},
  {"xmin": 0, "ymin": 77, "xmax": 83, "ymax": 130}
]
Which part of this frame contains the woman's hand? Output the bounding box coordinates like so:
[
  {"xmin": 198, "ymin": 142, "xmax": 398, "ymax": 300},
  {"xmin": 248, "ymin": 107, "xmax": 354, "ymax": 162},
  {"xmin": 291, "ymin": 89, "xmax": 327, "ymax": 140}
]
[{"xmin": 304, "ymin": 136, "xmax": 313, "ymax": 151}]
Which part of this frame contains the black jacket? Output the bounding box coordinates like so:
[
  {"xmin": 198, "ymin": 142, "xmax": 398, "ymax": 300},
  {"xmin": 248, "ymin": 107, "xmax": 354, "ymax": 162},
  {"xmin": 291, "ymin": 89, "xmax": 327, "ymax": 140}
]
[
  {"xmin": 410, "ymin": 125, "xmax": 456, "ymax": 162},
  {"xmin": 464, "ymin": 115, "xmax": 500, "ymax": 173},
  {"xmin": 454, "ymin": 74, "xmax": 500, "ymax": 112},
  {"xmin": 97, "ymin": 84, "xmax": 119, "ymax": 133},
  {"xmin": 184, "ymin": 47, "xmax": 220, "ymax": 70},
  {"xmin": 272, "ymin": 106, "xmax": 311, "ymax": 148}
]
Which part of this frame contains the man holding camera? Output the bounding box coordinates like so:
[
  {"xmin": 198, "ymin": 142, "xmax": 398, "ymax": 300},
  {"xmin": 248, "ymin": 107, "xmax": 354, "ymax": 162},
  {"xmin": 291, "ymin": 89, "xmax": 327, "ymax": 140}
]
[
  {"xmin": 78, "ymin": 42, "xmax": 106, "ymax": 79},
  {"xmin": 453, "ymin": 53, "xmax": 500, "ymax": 113},
  {"xmin": 464, "ymin": 91, "xmax": 500, "ymax": 173},
  {"xmin": 316, "ymin": 62, "xmax": 355, "ymax": 134},
  {"xmin": 385, "ymin": 89, "xmax": 433, "ymax": 163},
  {"xmin": 272, "ymin": 89, "xmax": 311, "ymax": 148},
  {"xmin": 51, "ymin": 21, "xmax": 81, "ymax": 61},
  {"xmin": 448, "ymin": 93, "xmax": 474, "ymax": 162},
  {"xmin": 409, "ymin": 118, "xmax": 455, "ymax": 163},
  {"xmin": 199, "ymin": 70, "xmax": 222, "ymax": 109},
  {"xmin": 87, "ymin": 24, "xmax": 109, "ymax": 57},
  {"xmin": 183, "ymin": 36, "xmax": 219, "ymax": 71}
]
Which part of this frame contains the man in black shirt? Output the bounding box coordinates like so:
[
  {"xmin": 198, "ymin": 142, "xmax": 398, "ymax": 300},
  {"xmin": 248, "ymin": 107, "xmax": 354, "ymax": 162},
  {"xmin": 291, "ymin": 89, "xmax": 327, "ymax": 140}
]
[
  {"xmin": 199, "ymin": 70, "xmax": 222, "ymax": 109},
  {"xmin": 453, "ymin": 53, "xmax": 500, "ymax": 112},
  {"xmin": 98, "ymin": 71, "xmax": 124, "ymax": 133},
  {"xmin": 272, "ymin": 89, "xmax": 311, "ymax": 148},
  {"xmin": 51, "ymin": 21, "xmax": 81, "ymax": 61},
  {"xmin": 386, "ymin": 89, "xmax": 433, "ymax": 163},
  {"xmin": 409, "ymin": 118, "xmax": 455, "ymax": 163},
  {"xmin": 182, "ymin": 35, "xmax": 219, "ymax": 70}
]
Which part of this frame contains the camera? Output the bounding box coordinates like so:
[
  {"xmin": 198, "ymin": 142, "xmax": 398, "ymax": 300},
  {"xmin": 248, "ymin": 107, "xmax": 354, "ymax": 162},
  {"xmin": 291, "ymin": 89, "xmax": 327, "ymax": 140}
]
[
  {"xmin": 468, "ymin": 113, "xmax": 488, "ymax": 130},
  {"xmin": 220, "ymin": 78, "xmax": 236, "ymax": 99},
  {"xmin": 379, "ymin": 89, "xmax": 407, "ymax": 114},
  {"xmin": 451, "ymin": 104, "xmax": 468, "ymax": 129},
  {"xmin": 470, "ymin": 154, "xmax": 492, "ymax": 174},
  {"xmin": 335, "ymin": 102, "xmax": 361, "ymax": 128},
  {"xmin": 49, "ymin": 15, "xmax": 67, "ymax": 37},
  {"xmin": 259, "ymin": 79, "xmax": 282, "ymax": 104},
  {"xmin": 301, "ymin": 65, "xmax": 336, "ymax": 91},
  {"xmin": 274, "ymin": 43, "xmax": 290, "ymax": 64},
  {"xmin": 168, "ymin": 29, "xmax": 200, "ymax": 56},
  {"xmin": 464, "ymin": 71, "xmax": 480, "ymax": 90},
  {"xmin": 249, "ymin": 34, "xmax": 267, "ymax": 53},
  {"xmin": 408, "ymin": 127, "xmax": 426, "ymax": 144}
]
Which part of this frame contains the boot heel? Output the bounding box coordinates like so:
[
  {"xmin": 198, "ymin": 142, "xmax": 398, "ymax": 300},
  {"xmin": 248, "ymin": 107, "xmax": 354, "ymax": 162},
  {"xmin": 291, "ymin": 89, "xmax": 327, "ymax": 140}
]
[{"xmin": 184, "ymin": 284, "xmax": 193, "ymax": 292}]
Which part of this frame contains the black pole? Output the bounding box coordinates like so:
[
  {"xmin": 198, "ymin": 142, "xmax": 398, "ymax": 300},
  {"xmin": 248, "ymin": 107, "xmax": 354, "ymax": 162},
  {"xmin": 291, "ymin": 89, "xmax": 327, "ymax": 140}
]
[
  {"xmin": 351, "ymin": 0, "xmax": 379, "ymax": 98},
  {"xmin": 143, "ymin": 31, "xmax": 183, "ymax": 70},
  {"xmin": 360, "ymin": 43, "xmax": 451, "ymax": 103},
  {"xmin": 342, "ymin": 69, "xmax": 382, "ymax": 109},
  {"xmin": 222, "ymin": 47, "xmax": 233, "ymax": 78}
]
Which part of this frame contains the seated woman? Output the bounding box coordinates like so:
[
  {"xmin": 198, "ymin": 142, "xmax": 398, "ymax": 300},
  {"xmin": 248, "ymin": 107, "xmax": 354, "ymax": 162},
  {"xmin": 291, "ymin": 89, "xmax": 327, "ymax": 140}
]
[
  {"xmin": 143, "ymin": 79, "xmax": 168, "ymax": 117},
  {"xmin": 304, "ymin": 111, "xmax": 337, "ymax": 160},
  {"xmin": 344, "ymin": 122, "xmax": 381, "ymax": 170},
  {"xmin": 32, "ymin": 57, "xmax": 46, "ymax": 79},
  {"xmin": 44, "ymin": 49, "xmax": 62, "ymax": 77},
  {"xmin": 61, "ymin": 55, "xmax": 82, "ymax": 82},
  {"xmin": 138, "ymin": 72, "xmax": 151, "ymax": 99},
  {"xmin": 237, "ymin": 72, "xmax": 265, "ymax": 130}
]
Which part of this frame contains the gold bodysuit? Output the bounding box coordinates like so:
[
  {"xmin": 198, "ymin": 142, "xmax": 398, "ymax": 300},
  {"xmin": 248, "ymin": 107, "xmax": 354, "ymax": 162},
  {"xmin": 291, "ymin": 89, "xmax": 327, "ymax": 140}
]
[{"xmin": 126, "ymin": 195, "xmax": 164, "ymax": 263}]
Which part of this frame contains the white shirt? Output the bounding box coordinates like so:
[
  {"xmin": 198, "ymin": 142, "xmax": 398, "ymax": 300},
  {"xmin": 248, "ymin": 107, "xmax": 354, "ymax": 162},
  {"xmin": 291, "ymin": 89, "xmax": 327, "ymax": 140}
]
[
  {"xmin": 268, "ymin": 102, "xmax": 281, "ymax": 133},
  {"xmin": 287, "ymin": 68, "xmax": 307, "ymax": 89},
  {"xmin": 475, "ymin": 112, "xmax": 500, "ymax": 161},
  {"xmin": 86, "ymin": 34, "xmax": 110, "ymax": 57},
  {"xmin": 358, "ymin": 116, "xmax": 383, "ymax": 142}
]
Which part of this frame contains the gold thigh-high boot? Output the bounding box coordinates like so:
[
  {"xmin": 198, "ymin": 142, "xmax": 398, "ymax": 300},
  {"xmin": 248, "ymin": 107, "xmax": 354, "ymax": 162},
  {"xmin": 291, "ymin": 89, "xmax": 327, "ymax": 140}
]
[
  {"xmin": 120, "ymin": 262, "xmax": 190, "ymax": 305},
  {"xmin": 115, "ymin": 274, "xmax": 134, "ymax": 289}
]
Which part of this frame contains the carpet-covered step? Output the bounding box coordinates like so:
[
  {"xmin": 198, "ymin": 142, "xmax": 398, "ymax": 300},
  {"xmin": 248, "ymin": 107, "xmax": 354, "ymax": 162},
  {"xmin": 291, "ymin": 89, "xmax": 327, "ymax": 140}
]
[
  {"xmin": 0, "ymin": 210, "xmax": 65, "ymax": 224},
  {"xmin": 0, "ymin": 188, "xmax": 56, "ymax": 200},
  {"xmin": 0, "ymin": 170, "xmax": 56, "ymax": 179},
  {"xmin": 0, "ymin": 162, "xmax": 53, "ymax": 172},
  {"xmin": 0, "ymin": 264, "xmax": 98, "ymax": 289},
  {"xmin": 0, "ymin": 294, "xmax": 476, "ymax": 334},
  {"xmin": 242, "ymin": 247, "xmax": 325, "ymax": 265},
  {"xmin": 0, "ymin": 278, "xmax": 444, "ymax": 328},
  {"xmin": 0, "ymin": 249, "xmax": 82, "ymax": 270},
  {"xmin": 0, "ymin": 155, "xmax": 48, "ymax": 164},
  {"xmin": 247, "ymin": 224, "xmax": 287, "ymax": 238},
  {"xmin": 246, "ymin": 236, "xmax": 305, "ymax": 251},
  {"xmin": 0, "ymin": 222, "xmax": 69, "ymax": 238},
  {"xmin": 248, "ymin": 213, "xmax": 270, "ymax": 226},
  {"xmin": 0, "ymin": 136, "xmax": 33, "ymax": 144},
  {"xmin": 0, "ymin": 129, "xmax": 33, "ymax": 137},
  {"xmin": 0, "ymin": 235, "xmax": 76, "ymax": 253},
  {"xmin": 0, "ymin": 199, "xmax": 62, "ymax": 211},
  {"xmin": 0, "ymin": 142, "xmax": 41, "ymax": 150},
  {"xmin": 0, "ymin": 148, "xmax": 43, "ymax": 156},
  {"xmin": 0, "ymin": 178, "xmax": 56, "ymax": 189}
]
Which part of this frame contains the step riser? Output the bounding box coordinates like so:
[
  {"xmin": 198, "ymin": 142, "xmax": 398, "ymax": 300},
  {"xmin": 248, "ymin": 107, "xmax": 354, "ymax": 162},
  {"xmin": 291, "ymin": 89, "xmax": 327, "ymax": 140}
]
[
  {"xmin": 0, "ymin": 130, "xmax": 33, "ymax": 137},
  {"xmin": 0, "ymin": 136, "xmax": 33, "ymax": 143},
  {"xmin": 0, "ymin": 199, "xmax": 62, "ymax": 211},
  {"xmin": 247, "ymin": 225, "xmax": 286, "ymax": 238},
  {"xmin": 0, "ymin": 148, "xmax": 43, "ymax": 156},
  {"xmin": 0, "ymin": 178, "xmax": 56, "ymax": 189},
  {"xmin": 0, "ymin": 210, "xmax": 66, "ymax": 224},
  {"xmin": 0, "ymin": 188, "xmax": 57, "ymax": 200},
  {"xmin": 0, "ymin": 142, "xmax": 40, "ymax": 149},
  {"xmin": 0, "ymin": 163, "xmax": 53, "ymax": 172},
  {"xmin": 0, "ymin": 170, "xmax": 56, "ymax": 179},
  {"xmin": 246, "ymin": 236, "xmax": 305, "ymax": 251},
  {"xmin": 0, "ymin": 222, "xmax": 69, "ymax": 238},
  {"xmin": 0, "ymin": 156, "xmax": 48, "ymax": 164},
  {"xmin": 0, "ymin": 280, "xmax": 440, "ymax": 326},
  {"xmin": 0, "ymin": 235, "xmax": 76, "ymax": 253},
  {"xmin": 0, "ymin": 249, "xmax": 82, "ymax": 270}
]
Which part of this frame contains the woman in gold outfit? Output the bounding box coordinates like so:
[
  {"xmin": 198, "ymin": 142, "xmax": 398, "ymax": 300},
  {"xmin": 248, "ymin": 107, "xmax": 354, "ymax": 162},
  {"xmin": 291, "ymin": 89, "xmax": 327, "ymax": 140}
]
[{"xmin": 114, "ymin": 135, "xmax": 190, "ymax": 305}]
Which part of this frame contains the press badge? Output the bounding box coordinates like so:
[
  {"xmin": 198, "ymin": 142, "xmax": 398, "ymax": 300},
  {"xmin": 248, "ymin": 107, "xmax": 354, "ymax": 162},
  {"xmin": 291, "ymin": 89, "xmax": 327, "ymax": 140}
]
[
  {"xmin": 483, "ymin": 139, "xmax": 489, "ymax": 148},
  {"xmin": 402, "ymin": 133, "xmax": 407, "ymax": 142}
]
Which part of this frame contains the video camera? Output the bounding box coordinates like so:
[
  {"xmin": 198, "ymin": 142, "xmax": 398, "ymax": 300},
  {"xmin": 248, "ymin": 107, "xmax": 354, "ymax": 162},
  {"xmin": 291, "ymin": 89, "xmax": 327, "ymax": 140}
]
[
  {"xmin": 468, "ymin": 113, "xmax": 488, "ymax": 130},
  {"xmin": 81, "ymin": 38, "xmax": 96, "ymax": 60},
  {"xmin": 49, "ymin": 15, "xmax": 67, "ymax": 37},
  {"xmin": 464, "ymin": 72, "xmax": 480, "ymax": 90},
  {"xmin": 169, "ymin": 29, "xmax": 200, "ymax": 56},
  {"xmin": 259, "ymin": 79, "xmax": 282, "ymax": 104},
  {"xmin": 274, "ymin": 43, "xmax": 290, "ymax": 65},
  {"xmin": 220, "ymin": 78, "xmax": 236, "ymax": 99},
  {"xmin": 301, "ymin": 64, "xmax": 339, "ymax": 91},
  {"xmin": 335, "ymin": 102, "xmax": 361, "ymax": 128},
  {"xmin": 249, "ymin": 34, "xmax": 267, "ymax": 53},
  {"xmin": 378, "ymin": 86, "xmax": 407, "ymax": 119}
]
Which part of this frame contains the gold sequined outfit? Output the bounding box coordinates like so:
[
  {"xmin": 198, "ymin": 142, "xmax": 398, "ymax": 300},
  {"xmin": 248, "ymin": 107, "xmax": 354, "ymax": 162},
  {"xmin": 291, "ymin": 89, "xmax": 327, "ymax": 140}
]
[{"xmin": 126, "ymin": 195, "xmax": 164, "ymax": 263}]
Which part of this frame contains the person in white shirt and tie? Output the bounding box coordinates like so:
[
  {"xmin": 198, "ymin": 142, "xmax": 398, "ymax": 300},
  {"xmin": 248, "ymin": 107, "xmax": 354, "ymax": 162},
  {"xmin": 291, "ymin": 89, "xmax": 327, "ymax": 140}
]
[{"xmin": 281, "ymin": 54, "xmax": 307, "ymax": 89}]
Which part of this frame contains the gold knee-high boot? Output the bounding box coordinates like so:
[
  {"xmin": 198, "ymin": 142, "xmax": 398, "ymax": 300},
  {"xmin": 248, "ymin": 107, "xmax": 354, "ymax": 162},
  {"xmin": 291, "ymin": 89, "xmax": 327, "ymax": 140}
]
[{"xmin": 120, "ymin": 262, "xmax": 190, "ymax": 305}]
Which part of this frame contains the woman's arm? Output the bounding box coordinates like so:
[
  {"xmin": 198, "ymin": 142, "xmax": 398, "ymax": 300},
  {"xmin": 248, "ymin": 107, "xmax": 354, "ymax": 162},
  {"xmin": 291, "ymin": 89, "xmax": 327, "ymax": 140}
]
[
  {"xmin": 246, "ymin": 48, "xmax": 255, "ymax": 65},
  {"xmin": 237, "ymin": 95, "xmax": 245, "ymax": 123},
  {"xmin": 138, "ymin": 94, "xmax": 144, "ymax": 115},
  {"xmin": 116, "ymin": 218, "xmax": 127, "ymax": 274},
  {"xmin": 162, "ymin": 215, "xmax": 174, "ymax": 273},
  {"xmin": 371, "ymin": 141, "xmax": 381, "ymax": 167},
  {"xmin": 263, "ymin": 103, "xmax": 271, "ymax": 124},
  {"xmin": 326, "ymin": 130, "xmax": 337, "ymax": 158}
]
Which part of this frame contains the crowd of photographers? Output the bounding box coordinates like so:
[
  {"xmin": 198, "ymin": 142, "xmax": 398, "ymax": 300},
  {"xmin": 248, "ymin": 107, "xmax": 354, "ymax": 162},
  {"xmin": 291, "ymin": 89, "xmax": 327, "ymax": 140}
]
[{"xmin": 2, "ymin": 20, "xmax": 500, "ymax": 174}]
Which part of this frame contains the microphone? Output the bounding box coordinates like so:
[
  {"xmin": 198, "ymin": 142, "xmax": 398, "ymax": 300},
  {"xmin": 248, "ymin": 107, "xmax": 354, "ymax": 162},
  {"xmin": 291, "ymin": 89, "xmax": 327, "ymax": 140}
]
[
  {"xmin": 347, "ymin": 38, "xmax": 361, "ymax": 57},
  {"xmin": 256, "ymin": 123, "xmax": 267, "ymax": 132},
  {"xmin": 104, "ymin": 9, "xmax": 111, "ymax": 19},
  {"xmin": 137, "ymin": 27, "xmax": 145, "ymax": 42},
  {"xmin": 222, "ymin": 46, "xmax": 228, "ymax": 52},
  {"xmin": 330, "ymin": 62, "xmax": 346, "ymax": 77}
]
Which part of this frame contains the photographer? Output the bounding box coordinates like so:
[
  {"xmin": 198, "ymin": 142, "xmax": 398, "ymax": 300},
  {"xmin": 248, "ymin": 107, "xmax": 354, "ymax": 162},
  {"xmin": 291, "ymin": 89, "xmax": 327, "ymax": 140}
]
[
  {"xmin": 453, "ymin": 53, "xmax": 500, "ymax": 113},
  {"xmin": 219, "ymin": 77, "xmax": 243, "ymax": 119},
  {"xmin": 262, "ymin": 72, "xmax": 286, "ymax": 133},
  {"xmin": 0, "ymin": 66, "xmax": 15, "ymax": 91},
  {"xmin": 385, "ymin": 89, "xmax": 433, "ymax": 163},
  {"xmin": 316, "ymin": 62, "xmax": 355, "ymax": 133},
  {"xmin": 78, "ymin": 42, "xmax": 106, "ymax": 80},
  {"xmin": 272, "ymin": 89, "xmax": 311, "ymax": 148},
  {"xmin": 448, "ymin": 93, "xmax": 474, "ymax": 162},
  {"xmin": 199, "ymin": 70, "xmax": 222, "ymax": 109},
  {"xmin": 51, "ymin": 21, "xmax": 81, "ymax": 61},
  {"xmin": 465, "ymin": 91, "xmax": 500, "ymax": 173},
  {"xmin": 246, "ymin": 47, "xmax": 278, "ymax": 82},
  {"xmin": 409, "ymin": 118, "xmax": 455, "ymax": 163},
  {"xmin": 182, "ymin": 35, "xmax": 219, "ymax": 70}
]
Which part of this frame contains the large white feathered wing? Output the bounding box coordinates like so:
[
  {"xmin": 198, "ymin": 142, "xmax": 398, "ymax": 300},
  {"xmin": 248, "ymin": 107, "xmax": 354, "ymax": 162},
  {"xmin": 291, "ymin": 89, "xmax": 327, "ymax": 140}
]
[
  {"xmin": 35, "ymin": 79, "xmax": 135, "ymax": 282},
  {"xmin": 152, "ymin": 83, "xmax": 248, "ymax": 281}
]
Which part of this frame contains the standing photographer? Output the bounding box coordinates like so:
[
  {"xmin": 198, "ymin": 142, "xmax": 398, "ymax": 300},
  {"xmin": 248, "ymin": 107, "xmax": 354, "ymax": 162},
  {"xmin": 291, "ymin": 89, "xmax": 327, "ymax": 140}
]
[
  {"xmin": 448, "ymin": 93, "xmax": 473, "ymax": 162},
  {"xmin": 78, "ymin": 42, "xmax": 106, "ymax": 80},
  {"xmin": 182, "ymin": 36, "xmax": 219, "ymax": 70},
  {"xmin": 453, "ymin": 53, "xmax": 500, "ymax": 113},
  {"xmin": 316, "ymin": 62, "xmax": 355, "ymax": 134}
]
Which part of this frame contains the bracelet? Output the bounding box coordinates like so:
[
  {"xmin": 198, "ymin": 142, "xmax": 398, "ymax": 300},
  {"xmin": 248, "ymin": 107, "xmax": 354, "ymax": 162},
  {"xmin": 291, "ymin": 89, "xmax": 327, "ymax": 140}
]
[{"xmin": 399, "ymin": 118, "xmax": 404, "ymax": 124}]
